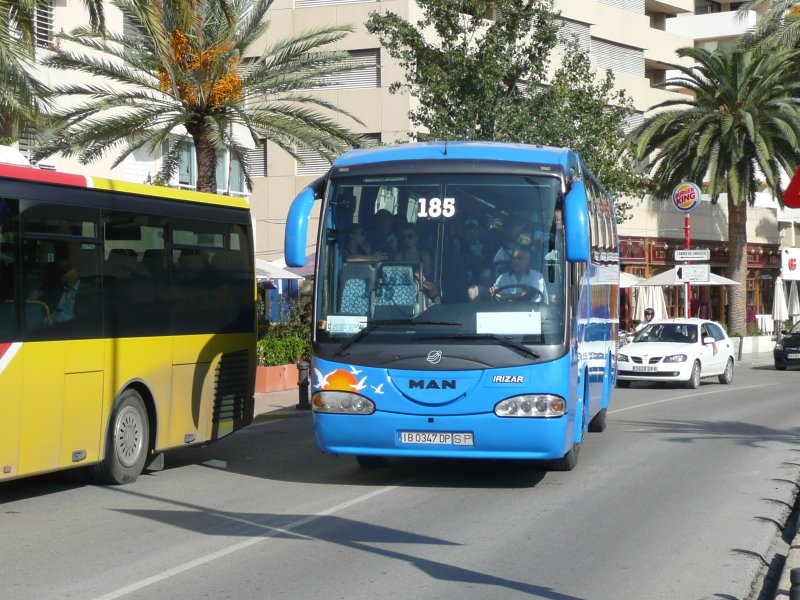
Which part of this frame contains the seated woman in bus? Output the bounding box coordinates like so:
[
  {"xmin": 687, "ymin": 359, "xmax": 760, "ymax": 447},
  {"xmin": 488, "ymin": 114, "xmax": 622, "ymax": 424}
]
[
  {"xmin": 470, "ymin": 246, "xmax": 547, "ymax": 302},
  {"xmin": 342, "ymin": 224, "xmax": 387, "ymax": 262},
  {"xmin": 391, "ymin": 225, "xmax": 439, "ymax": 300}
]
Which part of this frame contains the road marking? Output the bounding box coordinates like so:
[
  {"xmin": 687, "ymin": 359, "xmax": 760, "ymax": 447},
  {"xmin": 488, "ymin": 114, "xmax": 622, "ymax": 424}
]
[
  {"xmin": 609, "ymin": 383, "xmax": 782, "ymax": 415},
  {"xmin": 90, "ymin": 481, "xmax": 413, "ymax": 600}
]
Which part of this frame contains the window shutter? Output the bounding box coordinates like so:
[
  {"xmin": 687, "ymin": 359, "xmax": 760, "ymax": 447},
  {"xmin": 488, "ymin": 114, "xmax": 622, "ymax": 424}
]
[
  {"xmin": 598, "ymin": 0, "xmax": 644, "ymax": 14},
  {"xmin": 591, "ymin": 38, "xmax": 644, "ymax": 77},
  {"xmin": 306, "ymin": 49, "xmax": 380, "ymax": 90},
  {"xmin": 295, "ymin": 0, "xmax": 374, "ymax": 8},
  {"xmin": 296, "ymin": 147, "xmax": 330, "ymax": 176},
  {"xmin": 558, "ymin": 19, "xmax": 590, "ymax": 54},
  {"xmin": 34, "ymin": 0, "xmax": 54, "ymax": 48},
  {"xmin": 247, "ymin": 145, "xmax": 267, "ymax": 178}
]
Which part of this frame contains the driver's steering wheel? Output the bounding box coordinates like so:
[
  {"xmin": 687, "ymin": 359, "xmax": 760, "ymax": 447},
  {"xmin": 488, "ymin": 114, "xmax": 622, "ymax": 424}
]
[{"xmin": 491, "ymin": 284, "xmax": 543, "ymax": 302}]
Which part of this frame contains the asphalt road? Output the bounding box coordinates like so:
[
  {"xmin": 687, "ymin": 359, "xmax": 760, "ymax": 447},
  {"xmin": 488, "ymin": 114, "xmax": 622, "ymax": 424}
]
[{"xmin": 1, "ymin": 358, "xmax": 799, "ymax": 600}]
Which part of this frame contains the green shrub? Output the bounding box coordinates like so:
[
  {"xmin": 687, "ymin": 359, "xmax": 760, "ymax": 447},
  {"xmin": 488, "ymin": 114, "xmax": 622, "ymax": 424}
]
[{"xmin": 257, "ymin": 300, "xmax": 312, "ymax": 366}]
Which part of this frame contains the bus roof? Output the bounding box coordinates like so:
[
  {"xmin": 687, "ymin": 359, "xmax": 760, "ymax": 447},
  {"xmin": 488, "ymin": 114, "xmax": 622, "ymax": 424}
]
[
  {"xmin": 0, "ymin": 162, "xmax": 250, "ymax": 210},
  {"xmin": 332, "ymin": 141, "xmax": 581, "ymax": 173}
]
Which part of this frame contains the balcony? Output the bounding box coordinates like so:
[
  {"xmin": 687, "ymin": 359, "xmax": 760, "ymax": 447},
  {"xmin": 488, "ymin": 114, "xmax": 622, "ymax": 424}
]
[{"xmin": 665, "ymin": 9, "xmax": 757, "ymax": 42}]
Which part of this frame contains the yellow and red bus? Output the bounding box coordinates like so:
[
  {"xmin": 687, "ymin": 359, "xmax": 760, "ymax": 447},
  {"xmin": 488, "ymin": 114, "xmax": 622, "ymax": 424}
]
[{"xmin": 0, "ymin": 163, "xmax": 256, "ymax": 484}]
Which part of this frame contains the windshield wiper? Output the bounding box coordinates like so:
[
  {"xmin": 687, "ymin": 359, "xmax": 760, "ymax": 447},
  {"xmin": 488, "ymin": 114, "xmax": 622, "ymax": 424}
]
[
  {"xmin": 420, "ymin": 333, "xmax": 541, "ymax": 359},
  {"xmin": 334, "ymin": 319, "xmax": 462, "ymax": 356}
]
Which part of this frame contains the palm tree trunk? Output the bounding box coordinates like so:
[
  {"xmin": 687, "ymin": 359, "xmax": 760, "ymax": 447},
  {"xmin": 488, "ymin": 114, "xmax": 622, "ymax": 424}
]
[
  {"xmin": 187, "ymin": 124, "xmax": 217, "ymax": 194},
  {"xmin": 726, "ymin": 192, "xmax": 748, "ymax": 335}
]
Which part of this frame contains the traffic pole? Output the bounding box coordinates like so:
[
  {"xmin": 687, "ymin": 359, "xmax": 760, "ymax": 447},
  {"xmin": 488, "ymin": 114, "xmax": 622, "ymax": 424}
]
[
  {"xmin": 685, "ymin": 213, "xmax": 692, "ymax": 318},
  {"xmin": 296, "ymin": 360, "xmax": 311, "ymax": 410}
]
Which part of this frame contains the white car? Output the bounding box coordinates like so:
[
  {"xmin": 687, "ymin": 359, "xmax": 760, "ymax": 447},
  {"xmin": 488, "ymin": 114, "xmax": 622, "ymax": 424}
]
[{"xmin": 617, "ymin": 318, "xmax": 735, "ymax": 389}]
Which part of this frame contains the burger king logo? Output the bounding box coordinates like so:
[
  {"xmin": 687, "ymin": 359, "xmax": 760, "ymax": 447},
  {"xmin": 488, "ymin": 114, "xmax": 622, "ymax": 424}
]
[{"xmin": 671, "ymin": 182, "xmax": 701, "ymax": 213}]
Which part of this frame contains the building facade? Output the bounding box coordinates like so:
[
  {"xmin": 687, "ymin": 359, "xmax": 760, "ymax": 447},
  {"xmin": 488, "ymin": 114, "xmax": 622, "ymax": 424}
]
[{"xmin": 16, "ymin": 0, "xmax": 798, "ymax": 330}]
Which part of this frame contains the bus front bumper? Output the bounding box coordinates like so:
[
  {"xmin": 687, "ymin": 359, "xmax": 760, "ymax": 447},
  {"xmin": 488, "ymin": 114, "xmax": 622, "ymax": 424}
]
[{"xmin": 313, "ymin": 411, "xmax": 571, "ymax": 460}]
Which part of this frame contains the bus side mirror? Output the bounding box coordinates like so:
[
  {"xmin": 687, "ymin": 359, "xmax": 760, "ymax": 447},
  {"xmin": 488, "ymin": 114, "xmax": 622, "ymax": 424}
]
[
  {"xmin": 564, "ymin": 180, "xmax": 590, "ymax": 263},
  {"xmin": 285, "ymin": 187, "xmax": 316, "ymax": 268}
]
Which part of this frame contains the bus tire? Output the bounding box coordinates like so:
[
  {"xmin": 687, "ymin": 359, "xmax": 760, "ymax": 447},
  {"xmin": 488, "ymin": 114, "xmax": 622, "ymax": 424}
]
[
  {"xmin": 356, "ymin": 455, "xmax": 387, "ymax": 468},
  {"xmin": 588, "ymin": 408, "xmax": 607, "ymax": 433},
  {"xmin": 92, "ymin": 389, "xmax": 149, "ymax": 485}
]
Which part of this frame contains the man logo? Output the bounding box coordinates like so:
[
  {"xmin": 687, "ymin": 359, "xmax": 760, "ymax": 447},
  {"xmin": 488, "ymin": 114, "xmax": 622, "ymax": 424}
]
[{"xmin": 427, "ymin": 350, "xmax": 443, "ymax": 364}]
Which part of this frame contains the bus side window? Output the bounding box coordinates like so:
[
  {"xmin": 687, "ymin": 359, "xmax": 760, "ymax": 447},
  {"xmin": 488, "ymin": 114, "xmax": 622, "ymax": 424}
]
[{"xmin": 0, "ymin": 199, "xmax": 20, "ymax": 341}]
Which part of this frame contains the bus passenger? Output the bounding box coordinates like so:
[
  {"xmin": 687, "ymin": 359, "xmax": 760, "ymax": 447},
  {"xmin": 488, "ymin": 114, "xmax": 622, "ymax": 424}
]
[
  {"xmin": 342, "ymin": 224, "xmax": 386, "ymax": 262},
  {"xmin": 392, "ymin": 226, "xmax": 439, "ymax": 301},
  {"xmin": 367, "ymin": 209, "xmax": 398, "ymax": 256}
]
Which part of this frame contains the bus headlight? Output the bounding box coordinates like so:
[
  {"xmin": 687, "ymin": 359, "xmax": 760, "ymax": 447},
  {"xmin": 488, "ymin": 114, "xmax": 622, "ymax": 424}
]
[
  {"xmin": 663, "ymin": 354, "xmax": 687, "ymax": 363},
  {"xmin": 312, "ymin": 391, "xmax": 375, "ymax": 414},
  {"xmin": 494, "ymin": 395, "xmax": 565, "ymax": 418}
]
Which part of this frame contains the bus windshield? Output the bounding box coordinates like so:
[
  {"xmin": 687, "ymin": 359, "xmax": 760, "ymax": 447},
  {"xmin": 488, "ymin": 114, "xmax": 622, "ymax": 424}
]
[{"xmin": 315, "ymin": 173, "xmax": 566, "ymax": 351}]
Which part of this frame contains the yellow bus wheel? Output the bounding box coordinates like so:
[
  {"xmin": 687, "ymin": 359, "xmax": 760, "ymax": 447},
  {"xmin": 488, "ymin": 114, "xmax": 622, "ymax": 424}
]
[{"xmin": 92, "ymin": 389, "xmax": 150, "ymax": 485}]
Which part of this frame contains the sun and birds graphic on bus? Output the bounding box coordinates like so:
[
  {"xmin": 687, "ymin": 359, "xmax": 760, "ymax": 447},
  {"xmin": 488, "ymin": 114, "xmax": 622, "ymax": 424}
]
[{"xmin": 313, "ymin": 365, "xmax": 386, "ymax": 395}]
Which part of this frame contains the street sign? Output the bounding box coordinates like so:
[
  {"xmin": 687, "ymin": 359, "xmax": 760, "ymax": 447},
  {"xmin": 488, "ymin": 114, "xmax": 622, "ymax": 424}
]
[
  {"xmin": 671, "ymin": 182, "xmax": 701, "ymax": 213},
  {"xmin": 675, "ymin": 249, "xmax": 710, "ymax": 261},
  {"xmin": 676, "ymin": 264, "xmax": 710, "ymax": 283}
]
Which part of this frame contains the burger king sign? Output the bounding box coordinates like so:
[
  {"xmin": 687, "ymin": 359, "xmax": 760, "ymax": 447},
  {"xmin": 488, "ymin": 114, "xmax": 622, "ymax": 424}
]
[{"xmin": 671, "ymin": 182, "xmax": 701, "ymax": 213}]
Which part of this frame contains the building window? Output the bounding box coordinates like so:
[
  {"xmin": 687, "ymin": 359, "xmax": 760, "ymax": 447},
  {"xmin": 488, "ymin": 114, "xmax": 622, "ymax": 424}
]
[
  {"xmin": 591, "ymin": 38, "xmax": 645, "ymax": 77},
  {"xmin": 246, "ymin": 143, "xmax": 266, "ymax": 178},
  {"xmin": 170, "ymin": 140, "xmax": 247, "ymax": 196}
]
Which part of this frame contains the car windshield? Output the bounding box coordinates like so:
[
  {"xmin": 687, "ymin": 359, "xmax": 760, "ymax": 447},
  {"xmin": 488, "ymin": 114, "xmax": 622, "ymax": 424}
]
[
  {"xmin": 634, "ymin": 323, "xmax": 698, "ymax": 344},
  {"xmin": 788, "ymin": 321, "xmax": 800, "ymax": 335},
  {"xmin": 314, "ymin": 172, "xmax": 566, "ymax": 348}
]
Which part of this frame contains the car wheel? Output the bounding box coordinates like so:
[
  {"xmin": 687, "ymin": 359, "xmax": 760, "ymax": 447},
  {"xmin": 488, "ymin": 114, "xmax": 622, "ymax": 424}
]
[
  {"xmin": 718, "ymin": 358, "xmax": 734, "ymax": 384},
  {"xmin": 617, "ymin": 379, "xmax": 631, "ymax": 388},
  {"xmin": 356, "ymin": 455, "xmax": 387, "ymax": 468},
  {"xmin": 775, "ymin": 361, "xmax": 787, "ymax": 371},
  {"xmin": 92, "ymin": 389, "xmax": 149, "ymax": 485},
  {"xmin": 588, "ymin": 408, "xmax": 607, "ymax": 433},
  {"xmin": 686, "ymin": 361, "xmax": 701, "ymax": 389}
]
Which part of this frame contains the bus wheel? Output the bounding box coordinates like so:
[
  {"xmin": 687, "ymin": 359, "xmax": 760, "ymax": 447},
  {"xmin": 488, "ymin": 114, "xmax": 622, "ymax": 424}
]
[
  {"xmin": 92, "ymin": 389, "xmax": 149, "ymax": 485},
  {"xmin": 588, "ymin": 408, "xmax": 607, "ymax": 433},
  {"xmin": 356, "ymin": 455, "xmax": 387, "ymax": 468}
]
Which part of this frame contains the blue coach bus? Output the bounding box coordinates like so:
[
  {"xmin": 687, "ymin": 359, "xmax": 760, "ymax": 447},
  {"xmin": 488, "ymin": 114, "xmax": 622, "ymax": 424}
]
[{"xmin": 285, "ymin": 142, "xmax": 619, "ymax": 470}]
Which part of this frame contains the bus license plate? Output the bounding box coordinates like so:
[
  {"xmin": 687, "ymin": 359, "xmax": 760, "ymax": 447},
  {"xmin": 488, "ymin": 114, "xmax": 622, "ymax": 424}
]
[
  {"xmin": 631, "ymin": 365, "xmax": 657, "ymax": 373},
  {"xmin": 399, "ymin": 431, "xmax": 474, "ymax": 446}
]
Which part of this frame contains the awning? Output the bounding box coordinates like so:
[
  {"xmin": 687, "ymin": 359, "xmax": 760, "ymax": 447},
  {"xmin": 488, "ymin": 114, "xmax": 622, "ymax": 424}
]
[
  {"xmin": 636, "ymin": 267, "xmax": 739, "ymax": 287},
  {"xmin": 256, "ymin": 258, "xmax": 304, "ymax": 282}
]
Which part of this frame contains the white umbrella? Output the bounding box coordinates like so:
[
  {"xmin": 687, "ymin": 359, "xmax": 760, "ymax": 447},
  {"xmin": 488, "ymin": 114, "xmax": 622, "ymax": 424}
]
[
  {"xmin": 620, "ymin": 271, "xmax": 643, "ymax": 288},
  {"xmin": 255, "ymin": 258, "xmax": 304, "ymax": 282},
  {"xmin": 788, "ymin": 280, "xmax": 800, "ymax": 322},
  {"xmin": 773, "ymin": 276, "xmax": 789, "ymax": 324},
  {"xmin": 636, "ymin": 266, "xmax": 739, "ymax": 287}
]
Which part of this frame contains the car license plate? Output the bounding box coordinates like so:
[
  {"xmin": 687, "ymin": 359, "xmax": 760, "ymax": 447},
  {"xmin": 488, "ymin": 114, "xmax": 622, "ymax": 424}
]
[
  {"xmin": 631, "ymin": 365, "xmax": 658, "ymax": 373},
  {"xmin": 788, "ymin": 353, "xmax": 800, "ymax": 359},
  {"xmin": 399, "ymin": 431, "xmax": 474, "ymax": 446}
]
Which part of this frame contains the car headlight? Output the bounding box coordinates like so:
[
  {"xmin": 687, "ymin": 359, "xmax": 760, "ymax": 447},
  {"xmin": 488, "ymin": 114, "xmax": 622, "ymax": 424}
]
[
  {"xmin": 775, "ymin": 343, "xmax": 783, "ymax": 350},
  {"xmin": 495, "ymin": 394, "xmax": 565, "ymax": 418},
  {"xmin": 618, "ymin": 353, "xmax": 629, "ymax": 362},
  {"xmin": 312, "ymin": 391, "xmax": 375, "ymax": 414},
  {"xmin": 663, "ymin": 354, "xmax": 688, "ymax": 363}
]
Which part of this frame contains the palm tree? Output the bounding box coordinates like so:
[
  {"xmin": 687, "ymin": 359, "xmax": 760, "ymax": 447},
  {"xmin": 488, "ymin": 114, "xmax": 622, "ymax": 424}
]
[
  {"xmin": 626, "ymin": 46, "xmax": 800, "ymax": 335},
  {"xmin": 739, "ymin": 1, "xmax": 800, "ymax": 51},
  {"xmin": 0, "ymin": 0, "xmax": 106, "ymax": 138},
  {"xmin": 33, "ymin": 0, "xmax": 364, "ymax": 193}
]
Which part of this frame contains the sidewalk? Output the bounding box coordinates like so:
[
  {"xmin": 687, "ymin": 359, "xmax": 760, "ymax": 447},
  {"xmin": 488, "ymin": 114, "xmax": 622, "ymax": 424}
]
[{"xmin": 254, "ymin": 388, "xmax": 308, "ymax": 416}]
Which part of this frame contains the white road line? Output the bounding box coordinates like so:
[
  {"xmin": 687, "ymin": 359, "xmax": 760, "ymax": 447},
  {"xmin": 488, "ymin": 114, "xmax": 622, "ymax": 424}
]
[
  {"xmin": 90, "ymin": 482, "xmax": 412, "ymax": 600},
  {"xmin": 608, "ymin": 382, "xmax": 782, "ymax": 415}
]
